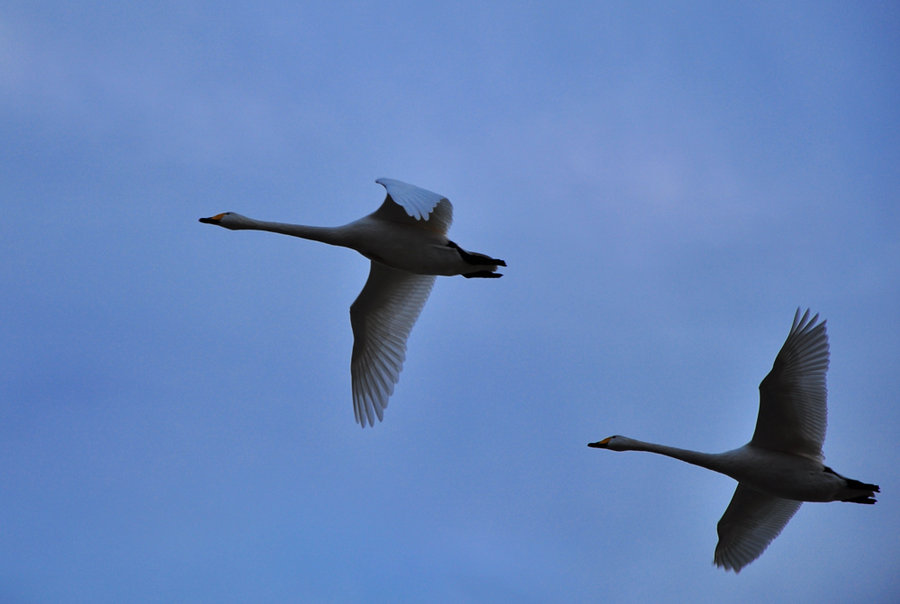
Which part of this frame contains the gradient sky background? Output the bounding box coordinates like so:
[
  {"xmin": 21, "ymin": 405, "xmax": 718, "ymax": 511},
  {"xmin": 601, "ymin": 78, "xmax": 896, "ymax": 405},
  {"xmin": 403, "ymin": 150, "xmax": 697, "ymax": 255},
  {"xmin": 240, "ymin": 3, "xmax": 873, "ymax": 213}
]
[{"xmin": 2, "ymin": 2, "xmax": 899, "ymax": 602}]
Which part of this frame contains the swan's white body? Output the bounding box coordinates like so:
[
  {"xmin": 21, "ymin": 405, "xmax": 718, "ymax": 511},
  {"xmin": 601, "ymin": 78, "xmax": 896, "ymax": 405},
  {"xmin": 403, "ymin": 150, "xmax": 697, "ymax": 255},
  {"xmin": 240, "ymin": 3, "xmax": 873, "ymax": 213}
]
[
  {"xmin": 589, "ymin": 310, "xmax": 878, "ymax": 572},
  {"xmin": 200, "ymin": 178, "xmax": 505, "ymax": 427}
]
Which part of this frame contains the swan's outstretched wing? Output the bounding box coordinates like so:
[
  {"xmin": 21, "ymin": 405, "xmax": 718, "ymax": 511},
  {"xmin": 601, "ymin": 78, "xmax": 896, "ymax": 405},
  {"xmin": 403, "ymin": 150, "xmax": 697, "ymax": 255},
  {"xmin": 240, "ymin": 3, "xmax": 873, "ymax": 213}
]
[
  {"xmin": 714, "ymin": 483, "xmax": 802, "ymax": 572},
  {"xmin": 350, "ymin": 261, "xmax": 435, "ymax": 427},
  {"xmin": 752, "ymin": 308, "xmax": 829, "ymax": 461},
  {"xmin": 373, "ymin": 178, "xmax": 453, "ymax": 235}
]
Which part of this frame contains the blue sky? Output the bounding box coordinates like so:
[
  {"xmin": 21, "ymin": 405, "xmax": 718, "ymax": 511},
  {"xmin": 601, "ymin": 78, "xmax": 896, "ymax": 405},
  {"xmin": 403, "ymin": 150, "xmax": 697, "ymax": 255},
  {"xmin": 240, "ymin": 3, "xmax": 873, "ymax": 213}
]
[{"xmin": 2, "ymin": 2, "xmax": 899, "ymax": 602}]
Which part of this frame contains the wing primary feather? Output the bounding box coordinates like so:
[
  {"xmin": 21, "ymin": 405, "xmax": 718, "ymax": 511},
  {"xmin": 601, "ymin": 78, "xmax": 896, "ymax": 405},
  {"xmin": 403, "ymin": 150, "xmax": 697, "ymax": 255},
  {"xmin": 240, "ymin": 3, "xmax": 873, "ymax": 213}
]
[
  {"xmin": 350, "ymin": 263, "xmax": 436, "ymax": 426},
  {"xmin": 373, "ymin": 178, "xmax": 453, "ymax": 234},
  {"xmin": 714, "ymin": 484, "xmax": 802, "ymax": 572},
  {"xmin": 751, "ymin": 308, "xmax": 829, "ymax": 459}
]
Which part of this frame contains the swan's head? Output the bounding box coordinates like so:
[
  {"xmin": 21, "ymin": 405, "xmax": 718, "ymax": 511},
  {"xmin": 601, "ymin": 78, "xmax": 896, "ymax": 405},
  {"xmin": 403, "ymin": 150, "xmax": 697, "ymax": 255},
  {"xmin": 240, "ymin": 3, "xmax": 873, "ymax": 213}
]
[
  {"xmin": 588, "ymin": 435, "xmax": 627, "ymax": 451},
  {"xmin": 199, "ymin": 212, "xmax": 251, "ymax": 230}
]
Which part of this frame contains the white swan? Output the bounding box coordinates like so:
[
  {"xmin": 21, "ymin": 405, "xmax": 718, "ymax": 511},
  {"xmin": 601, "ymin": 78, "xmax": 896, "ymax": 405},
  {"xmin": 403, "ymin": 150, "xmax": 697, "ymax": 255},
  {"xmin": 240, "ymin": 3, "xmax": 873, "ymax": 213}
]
[
  {"xmin": 200, "ymin": 178, "xmax": 505, "ymax": 427},
  {"xmin": 589, "ymin": 309, "xmax": 878, "ymax": 572}
]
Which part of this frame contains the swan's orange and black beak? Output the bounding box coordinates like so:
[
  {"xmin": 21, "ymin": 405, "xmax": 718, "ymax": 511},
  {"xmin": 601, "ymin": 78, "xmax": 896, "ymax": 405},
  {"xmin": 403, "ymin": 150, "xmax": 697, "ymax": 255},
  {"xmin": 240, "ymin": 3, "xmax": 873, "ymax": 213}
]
[
  {"xmin": 587, "ymin": 437, "xmax": 612, "ymax": 449},
  {"xmin": 199, "ymin": 213, "xmax": 225, "ymax": 224}
]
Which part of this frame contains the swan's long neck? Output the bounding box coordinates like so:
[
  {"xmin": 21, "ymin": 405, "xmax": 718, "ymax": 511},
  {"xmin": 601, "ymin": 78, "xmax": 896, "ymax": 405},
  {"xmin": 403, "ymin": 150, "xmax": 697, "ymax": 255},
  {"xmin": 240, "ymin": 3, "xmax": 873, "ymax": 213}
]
[
  {"xmin": 617, "ymin": 437, "xmax": 725, "ymax": 473},
  {"xmin": 235, "ymin": 218, "xmax": 350, "ymax": 247}
]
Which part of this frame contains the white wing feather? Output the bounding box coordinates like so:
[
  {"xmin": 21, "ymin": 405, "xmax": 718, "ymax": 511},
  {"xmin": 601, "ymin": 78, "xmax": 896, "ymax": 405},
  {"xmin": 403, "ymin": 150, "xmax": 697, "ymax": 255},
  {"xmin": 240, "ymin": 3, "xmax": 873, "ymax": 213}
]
[
  {"xmin": 374, "ymin": 178, "xmax": 453, "ymax": 235},
  {"xmin": 752, "ymin": 308, "xmax": 829, "ymax": 461},
  {"xmin": 349, "ymin": 262, "xmax": 435, "ymax": 427},
  {"xmin": 714, "ymin": 483, "xmax": 802, "ymax": 572}
]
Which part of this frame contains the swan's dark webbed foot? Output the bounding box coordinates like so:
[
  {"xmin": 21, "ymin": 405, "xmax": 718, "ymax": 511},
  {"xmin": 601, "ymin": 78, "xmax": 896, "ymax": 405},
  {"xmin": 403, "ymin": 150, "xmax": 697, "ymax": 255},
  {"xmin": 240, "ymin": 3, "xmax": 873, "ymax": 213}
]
[
  {"xmin": 463, "ymin": 271, "xmax": 503, "ymax": 278},
  {"xmin": 825, "ymin": 466, "xmax": 880, "ymax": 504},
  {"xmin": 447, "ymin": 240, "xmax": 507, "ymax": 268}
]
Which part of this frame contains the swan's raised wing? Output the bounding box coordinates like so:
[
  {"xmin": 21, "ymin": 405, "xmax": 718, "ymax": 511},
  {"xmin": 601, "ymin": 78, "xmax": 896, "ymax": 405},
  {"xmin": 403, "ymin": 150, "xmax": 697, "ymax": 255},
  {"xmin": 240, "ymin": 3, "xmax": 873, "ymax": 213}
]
[
  {"xmin": 752, "ymin": 308, "xmax": 829, "ymax": 461},
  {"xmin": 373, "ymin": 178, "xmax": 453, "ymax": 235},
  {"xmin": 350, "ymin": 261, "xmax": 435, "ymax": 427},
  {"xmin": 714, "ymin": 483, "xmax": 802, "ymax": 572}
]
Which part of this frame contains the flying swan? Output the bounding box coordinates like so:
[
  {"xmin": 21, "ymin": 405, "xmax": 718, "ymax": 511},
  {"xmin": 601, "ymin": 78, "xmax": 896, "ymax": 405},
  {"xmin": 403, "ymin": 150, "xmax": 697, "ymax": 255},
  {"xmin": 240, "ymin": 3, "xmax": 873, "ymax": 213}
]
[
  {"xmin": 589, "ymin": 309, "xmax": 878, "ymax": 572},
  {"xmin": 200, "ymin": 178, "xmax": 505, "ymax": 427}
]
